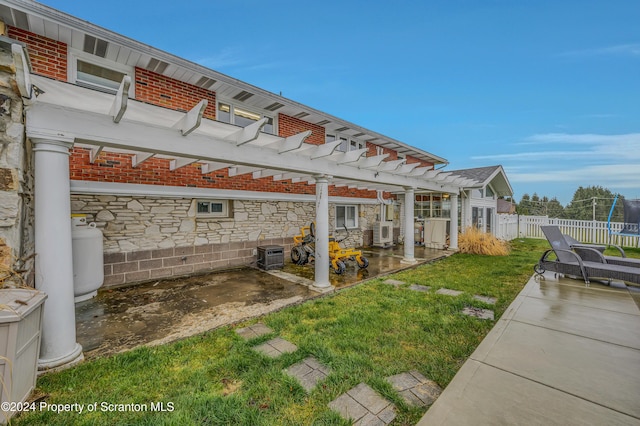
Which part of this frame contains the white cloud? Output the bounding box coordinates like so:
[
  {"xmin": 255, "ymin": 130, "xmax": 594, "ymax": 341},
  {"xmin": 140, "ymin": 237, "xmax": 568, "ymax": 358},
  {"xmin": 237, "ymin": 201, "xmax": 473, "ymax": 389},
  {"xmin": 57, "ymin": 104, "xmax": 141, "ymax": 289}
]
[{"xmin": 473, "ymin": 132, "xmax": 640, "ymax": 201}]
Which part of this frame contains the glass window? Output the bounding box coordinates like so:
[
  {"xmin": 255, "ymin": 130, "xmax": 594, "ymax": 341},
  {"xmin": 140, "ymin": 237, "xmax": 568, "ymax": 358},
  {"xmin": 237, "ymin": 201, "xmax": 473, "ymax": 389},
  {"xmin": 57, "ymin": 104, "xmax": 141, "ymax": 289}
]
[
  {"xmin": 485, "ymin": 186, "xmax": 494, "ymax": 198},
  {"xmin": 218, "ymin": 103, "xmax": 231, "ymax": 123},
  {"xmin": 196, "ymin": 200, "xmax": 229, "ymax": 217},
  {"xmin": 233, "ymin": 106, "xmax": 261, "ymax": 127},
  {"xmin": 217, "ymin": 102, "xmax": 275, "ymax": 134},
  {"xmin": 76, "ymin": 60, "xmax": 125, "ymax": 92},
  {"xmin": 332, "ymin": 134, "xmax": 364, "ymax": 153},
  {"xmin": 335, "ymin": 205, "xmax": 358, "ymax": 228}
]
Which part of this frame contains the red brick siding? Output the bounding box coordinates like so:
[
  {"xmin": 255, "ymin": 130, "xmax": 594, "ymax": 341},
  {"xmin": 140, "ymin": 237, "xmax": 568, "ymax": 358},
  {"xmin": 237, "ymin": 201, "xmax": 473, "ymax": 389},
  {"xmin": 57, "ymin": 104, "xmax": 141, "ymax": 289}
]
[
  {"xmin": 70, "ymin": 148, "xmax": 377, "ymax": 198},
  {"xmin": 278, "ymin": 113, "xmax": 325, "ymax": 145},
  {"xmin": 8, "ymin": 27, "xmax": 67, "ymax": 81},
  {"xmin": 134, "ymin": 67, "xmax": 216, "ymax": 119}
]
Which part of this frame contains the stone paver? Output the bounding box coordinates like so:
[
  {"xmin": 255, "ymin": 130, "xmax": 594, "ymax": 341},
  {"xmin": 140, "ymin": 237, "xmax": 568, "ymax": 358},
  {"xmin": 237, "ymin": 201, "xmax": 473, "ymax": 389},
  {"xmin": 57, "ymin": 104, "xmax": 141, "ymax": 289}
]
[
  {"xmin": 284, "ymin": 357, "xmax": 331, "ymax": 392},
  {"xmin": 328, "ymin": 383, "xmax": 396, "ymax": 425},
  {"xmin": 473, "ymin": 295, "xmax": 497, "ymax": 305},
  {"xmin": 253, "ymin": 337, "xmax": 297, "ymax": 358},
  {"xmin": 408, "ymin": 284, "xmax": 431, "ymax": 292},
  {"xmin": 462, "ymin": 307, "xmax": 495, "ymax": 320},
  {"xmin": 436, "ymin": 288, "xmax": 463, "ymax": 296},
  {"xmin": 383, "ymin": 279, "xmax": 405, "ymax": 287},
  {"xmin": 386, "ymin": 370, "xmax": 442, "ymax": 407},
  {"xmin": 236, "ymin": 322, "xmax": 273, "ymax": 340}
]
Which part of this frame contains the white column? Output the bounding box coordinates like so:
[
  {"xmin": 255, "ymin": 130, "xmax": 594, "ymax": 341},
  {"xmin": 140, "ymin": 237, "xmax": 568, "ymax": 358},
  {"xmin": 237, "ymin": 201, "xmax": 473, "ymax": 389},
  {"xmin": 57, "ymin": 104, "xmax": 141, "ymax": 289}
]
[
  {"xmin": 33, "ymin": 138, "xmax": 84, "ymax": 370},
  {"xmin": 449, "ymin": 193, "xmax": 459, "ymax": 250},
  {"xmin": 313, "ymin": 175, "xmax": 331, "ymax": 289},
  {"xmin": 402, "ymin": 187, "xmax": 416, "ymax": 264}
]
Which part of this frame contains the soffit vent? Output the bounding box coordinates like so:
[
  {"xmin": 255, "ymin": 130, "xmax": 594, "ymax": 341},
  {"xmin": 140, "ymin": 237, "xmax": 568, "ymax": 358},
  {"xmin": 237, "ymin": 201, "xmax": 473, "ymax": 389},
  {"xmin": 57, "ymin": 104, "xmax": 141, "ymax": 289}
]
[
  {"xmin": 83, "ymin": 34, "xmax": 109, "ymax": 58},
  {"xmin": 335, "ymin": 126, "xmax": 349, "ymax": 132},
  {"xmin": 147, "ymin": 58, "xmax": 169, "ymax": 74},
  {"xmin": 195, "ymin": 76, "xmax": 216, "ymax": 90},
  {"xmin": 352, "ymin": 132, "xmax": 365, "ymax": 137},
  {"xmin": 265, "ymin": 102, "xmax": 284, "ymax": 111},
  {"xmin": 316, "ymin": 120, "xmax": 331, "ymax": 126},
  {"xmin": 293, "ymin": 112, "xmax": 309, "ymax": 119},
  {"xmin": 233, "ymin": 90, "xmax": 254, "ymax": 101}
]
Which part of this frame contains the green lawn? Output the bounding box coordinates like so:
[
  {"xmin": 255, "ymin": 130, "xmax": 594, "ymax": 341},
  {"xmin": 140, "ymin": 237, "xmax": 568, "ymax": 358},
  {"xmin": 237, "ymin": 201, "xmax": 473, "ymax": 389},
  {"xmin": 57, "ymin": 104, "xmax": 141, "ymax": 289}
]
[{"xmin": 13, "ymin": 239, "xmax": 558, "ymax": 425}]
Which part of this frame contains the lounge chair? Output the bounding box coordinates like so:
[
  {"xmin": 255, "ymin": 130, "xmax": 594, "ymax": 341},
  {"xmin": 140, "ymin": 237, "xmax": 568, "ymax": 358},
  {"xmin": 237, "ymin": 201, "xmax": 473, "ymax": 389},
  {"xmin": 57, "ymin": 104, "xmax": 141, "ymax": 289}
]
[
  {"xmin": 535, "ymin": 225, "xmax": 640, "ymax": 286},
  {"xmin": 562, "ymin": 233, "xmax": 640, "ymax": 268}
]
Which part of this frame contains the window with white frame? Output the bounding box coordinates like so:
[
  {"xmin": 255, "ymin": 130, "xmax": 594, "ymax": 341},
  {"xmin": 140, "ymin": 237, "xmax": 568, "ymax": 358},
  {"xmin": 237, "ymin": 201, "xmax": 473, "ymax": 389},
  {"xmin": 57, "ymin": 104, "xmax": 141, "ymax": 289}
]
[
  {"xmin": 217, "ymin": 102, "xmax": 275, "ymax": 134},
  {"xmin": 196, "ymin": 199, "xmax": 230, "ymax": 218},
  {"xmin": 485, "ymin": 185, "xmax": 495, "ymax": 198},
  {"xmin": 335, "ymin": 205, "xmax": 358, "ymax": 229},
  {"xmin": 69, "ymin": 50, "xmax": 134, "ymax": 95},
  {"xmin": 326, "ymin": 134, "xmax": 366, "ymax": 153}
]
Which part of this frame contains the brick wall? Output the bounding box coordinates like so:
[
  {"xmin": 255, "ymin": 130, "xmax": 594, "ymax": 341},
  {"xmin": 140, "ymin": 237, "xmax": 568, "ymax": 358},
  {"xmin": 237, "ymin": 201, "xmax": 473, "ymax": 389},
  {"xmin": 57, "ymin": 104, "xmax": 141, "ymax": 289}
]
[
  {"xmin": 278, "ymin": 113, "xmax": 325, "ymax": 145},
  {"xmin": 69, "ymin": 147, "xmax": 378, "ymax": 198},
  {"xmin": 8, "ymin": 27, "xmax": 67, "ymax": 81},
  {"xmin": 135, "ymin": 67, "xmax": 217, "ymax": 119}
]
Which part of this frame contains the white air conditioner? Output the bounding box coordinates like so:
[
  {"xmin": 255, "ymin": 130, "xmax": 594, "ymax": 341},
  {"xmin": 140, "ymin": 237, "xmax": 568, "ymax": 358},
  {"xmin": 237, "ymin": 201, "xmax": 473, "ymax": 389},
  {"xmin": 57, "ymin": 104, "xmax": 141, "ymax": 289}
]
[{"xmin": 373, "ymin": 221, "xmax": 393, "ymax": 247}]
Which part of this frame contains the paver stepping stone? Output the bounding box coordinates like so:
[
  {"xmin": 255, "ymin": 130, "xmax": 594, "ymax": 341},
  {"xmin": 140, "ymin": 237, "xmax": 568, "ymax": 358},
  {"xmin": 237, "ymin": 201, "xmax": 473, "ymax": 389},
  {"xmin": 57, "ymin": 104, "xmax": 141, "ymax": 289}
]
[
  {"xmin": 408, "ymin": 284, "xmax": 431, "ymax": 292},
  {"xmin": 253, "ymin": 337, "xmax": 297, "ymax": 358},
  {"xmin": 328, "ymin": 383, "xmax": 396, "ymax": 425},
  {"xmin": 236, "ymin": 323, "xmax": 273, "ymax": 340},
  {"xmin": 383, "ymin": 279, "xmax": 405, "ymax": 287},
  {"xmin": 386, "ymin": 370, "xmax": 442, "ymax": 407},
  {"xmin": 473, "ymin": 295, "xmax": 497, "ymax": 304},
  {"xmin": 462, "ymin": 306, "xmax": 495, "ymax": 320},
  {"xmin": 284, "ymin": 357, "xmax": 331, "ymax": 392},
  {"xmin": 436, "ymin": 288, "xmax": 463, "ymax": 296}
]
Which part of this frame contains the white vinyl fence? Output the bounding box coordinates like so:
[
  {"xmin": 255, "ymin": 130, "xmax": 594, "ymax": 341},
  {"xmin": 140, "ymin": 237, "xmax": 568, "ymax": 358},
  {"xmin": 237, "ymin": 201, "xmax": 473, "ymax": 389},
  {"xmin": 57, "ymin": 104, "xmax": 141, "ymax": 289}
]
[{"xmin": 495, "ymin": 214, "xmax": 640, "ymax": 247}]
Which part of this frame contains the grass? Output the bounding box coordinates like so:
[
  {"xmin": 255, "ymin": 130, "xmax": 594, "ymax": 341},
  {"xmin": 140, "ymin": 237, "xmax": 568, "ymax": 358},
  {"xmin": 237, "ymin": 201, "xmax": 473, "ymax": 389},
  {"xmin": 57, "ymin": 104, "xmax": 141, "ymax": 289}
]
[{"xmin": 14, "ymin": 239, "xmax": 551, "ymax": 425}]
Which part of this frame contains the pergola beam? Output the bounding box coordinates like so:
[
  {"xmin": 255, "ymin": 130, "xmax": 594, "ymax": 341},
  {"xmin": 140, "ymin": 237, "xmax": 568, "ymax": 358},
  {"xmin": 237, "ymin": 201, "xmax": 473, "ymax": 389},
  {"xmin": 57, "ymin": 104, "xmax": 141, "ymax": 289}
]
[
  {"xmin": 225, "ymin": 117, "xmax": 266, "ymax": 145},
  {"xmin": 376, "ymin": 159, "xmax": 406, "ymax": 172},
  {"xmin": 309, "ymin": 140, "xmax": 342, "ymax": 159},
  {"xmin": 109, "ymin": 76, "xmax": 130, "ymax": 123},
  {"xmin": 271, "ymin": 130, "xmax": 312, "ymax": 153},
  {"xmin": 89, "ymin": 146, "xmax": 103, "ymax": 163},
  {"xmin": 357, "ymin": 153, "xmax": 389, "ymax": 169},
  {"xmin": 172, "ymin": 99, "xmax": 208, "ymax": 136},
  {"xmin": 27, "ymin": 102, "xmax": 462, "ymax": 193},
  {"xmin": 201, "ymin": 161, "xmax": 233, "ymax": 174},
  {"xmin": 170, "ymin": 157, "xmax": 198, "ymax": 170},
  {"xmin": 228, "ymin": 165, "xmax": 263, "ymax": 177},
  {"xmin": 131, "ymin": 152, "xmax": 155, "ymax": 168}
]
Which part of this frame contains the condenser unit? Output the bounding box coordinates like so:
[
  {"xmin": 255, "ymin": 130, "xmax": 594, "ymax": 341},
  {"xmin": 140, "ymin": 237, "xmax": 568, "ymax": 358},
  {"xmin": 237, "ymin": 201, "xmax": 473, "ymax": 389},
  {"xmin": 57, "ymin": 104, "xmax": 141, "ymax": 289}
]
[{"xmin": 373, "ymin": 222, "xmax": 393, "ymax": 247}]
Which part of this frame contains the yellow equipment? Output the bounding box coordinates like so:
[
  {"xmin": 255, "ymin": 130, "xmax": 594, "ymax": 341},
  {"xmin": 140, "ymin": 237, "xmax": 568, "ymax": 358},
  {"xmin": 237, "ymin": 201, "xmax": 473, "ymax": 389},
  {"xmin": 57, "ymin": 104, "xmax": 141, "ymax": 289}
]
[{"xmin": 290, "ymin": 222, "xmax": 369, "ymax": 274}]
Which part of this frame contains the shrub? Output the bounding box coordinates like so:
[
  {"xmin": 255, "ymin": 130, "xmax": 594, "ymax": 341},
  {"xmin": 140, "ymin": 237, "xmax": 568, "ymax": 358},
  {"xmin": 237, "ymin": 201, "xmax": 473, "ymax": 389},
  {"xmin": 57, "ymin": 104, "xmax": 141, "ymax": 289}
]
[{"xmin": 458, "ymin": 227, "xmax": 510, "ymax": 256}]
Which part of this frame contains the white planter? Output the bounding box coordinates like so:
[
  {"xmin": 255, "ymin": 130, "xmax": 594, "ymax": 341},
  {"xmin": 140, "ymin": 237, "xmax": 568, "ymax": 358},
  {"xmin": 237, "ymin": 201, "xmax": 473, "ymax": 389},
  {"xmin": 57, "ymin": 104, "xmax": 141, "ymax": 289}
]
[{"xmin": 0, "ymin": 288, "xmax": 47, "ymax": 423}]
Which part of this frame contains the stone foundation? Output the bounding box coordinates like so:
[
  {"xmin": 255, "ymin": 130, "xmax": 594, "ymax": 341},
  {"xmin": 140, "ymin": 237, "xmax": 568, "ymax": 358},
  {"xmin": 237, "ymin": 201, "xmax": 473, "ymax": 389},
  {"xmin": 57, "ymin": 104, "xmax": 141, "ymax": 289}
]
[{"xmin": 71, "ymin": 193, "xmax": 387, "ymax": 286}]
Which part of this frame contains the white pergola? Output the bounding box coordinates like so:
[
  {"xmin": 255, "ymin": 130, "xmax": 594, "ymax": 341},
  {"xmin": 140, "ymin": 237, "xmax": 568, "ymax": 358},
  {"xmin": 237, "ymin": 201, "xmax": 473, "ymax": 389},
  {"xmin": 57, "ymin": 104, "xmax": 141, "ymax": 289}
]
[{"xmin": 25, "ymin": 75, "xmax": 478, "ymax": 370}]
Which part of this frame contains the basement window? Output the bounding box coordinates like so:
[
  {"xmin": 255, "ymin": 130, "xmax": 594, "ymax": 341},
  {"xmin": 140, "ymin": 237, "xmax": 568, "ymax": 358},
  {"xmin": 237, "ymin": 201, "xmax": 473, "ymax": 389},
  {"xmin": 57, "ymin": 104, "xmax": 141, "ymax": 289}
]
[
  {"xmin": 217, "ymin": 101, "xmax": 275, "ymax": 134},
  {"xmin": 335, "ymin": 205, "xmax": 358, "ymax": 229},
  {"xmin": 196, "ymin": 200, "xmax": 230, "ymax": 218}
]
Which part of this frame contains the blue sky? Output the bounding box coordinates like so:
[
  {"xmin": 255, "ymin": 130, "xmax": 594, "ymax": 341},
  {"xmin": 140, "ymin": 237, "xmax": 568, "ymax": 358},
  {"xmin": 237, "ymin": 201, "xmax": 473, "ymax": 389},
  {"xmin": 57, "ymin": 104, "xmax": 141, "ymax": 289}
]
[{"xmin": 43, "ymin": 0, "xmax": 640, "ymax": 204}]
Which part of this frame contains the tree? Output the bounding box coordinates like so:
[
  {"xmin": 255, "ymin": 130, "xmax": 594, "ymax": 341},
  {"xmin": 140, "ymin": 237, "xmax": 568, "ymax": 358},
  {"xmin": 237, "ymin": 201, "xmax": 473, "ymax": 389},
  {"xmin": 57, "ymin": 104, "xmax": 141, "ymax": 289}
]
[
  {"xmin": 517, "ymin": 193, "xmax": 531, "ymax": 215},
  {"xmin": 564, "ymin": 186, "xmax": 622, "ymax": 221},
  {"xmin": 546, "ymin": 197, "xmax": 565, "ymax": 218}
]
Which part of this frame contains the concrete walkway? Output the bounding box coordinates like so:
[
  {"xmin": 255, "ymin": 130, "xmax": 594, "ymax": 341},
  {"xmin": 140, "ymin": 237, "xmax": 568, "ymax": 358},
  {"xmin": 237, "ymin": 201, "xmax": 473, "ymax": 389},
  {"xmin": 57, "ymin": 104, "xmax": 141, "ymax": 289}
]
[{"xmin": 418, "ymin": 272, "xmax": 640, "ymax": 425}]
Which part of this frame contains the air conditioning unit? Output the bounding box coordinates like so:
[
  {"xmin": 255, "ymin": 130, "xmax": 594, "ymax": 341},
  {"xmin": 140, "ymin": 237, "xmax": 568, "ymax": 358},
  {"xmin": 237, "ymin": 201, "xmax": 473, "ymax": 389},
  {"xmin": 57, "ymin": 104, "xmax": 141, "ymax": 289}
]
[{"xmin": 373, "ymin": 222, "xmax": 393, "ymax": 247}]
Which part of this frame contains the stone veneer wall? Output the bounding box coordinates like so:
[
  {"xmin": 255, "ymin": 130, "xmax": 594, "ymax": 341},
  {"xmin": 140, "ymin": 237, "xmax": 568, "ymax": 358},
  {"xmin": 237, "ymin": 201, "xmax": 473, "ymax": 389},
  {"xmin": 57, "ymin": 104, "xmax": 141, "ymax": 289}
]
[
  {"xmin": 0, "ymin": 38, "xmax": 34, "ymax": 285},
  {"xmin": 71, "ymin": 194, "xmax": 381, "ymax": 287}
]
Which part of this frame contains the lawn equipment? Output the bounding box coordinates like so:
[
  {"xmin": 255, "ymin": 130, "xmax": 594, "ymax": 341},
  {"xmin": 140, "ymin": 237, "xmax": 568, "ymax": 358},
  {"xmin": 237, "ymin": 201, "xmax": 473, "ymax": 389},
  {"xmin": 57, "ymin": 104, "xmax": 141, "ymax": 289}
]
[{"xmin": 290, "ymin": 222, "xmax": 369, "ymax": 274}]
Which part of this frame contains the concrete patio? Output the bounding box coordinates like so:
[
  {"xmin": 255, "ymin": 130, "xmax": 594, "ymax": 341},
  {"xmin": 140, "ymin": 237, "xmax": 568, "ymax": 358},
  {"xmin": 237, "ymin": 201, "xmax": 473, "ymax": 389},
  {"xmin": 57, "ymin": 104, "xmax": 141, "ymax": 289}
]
[
  {"xmin": 418, "ymin": 272, "xmax": 640, "ymax": 425},
  {"xmin": 76, "ymin": 245, "xmax": 446, "ymax": 358}
]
